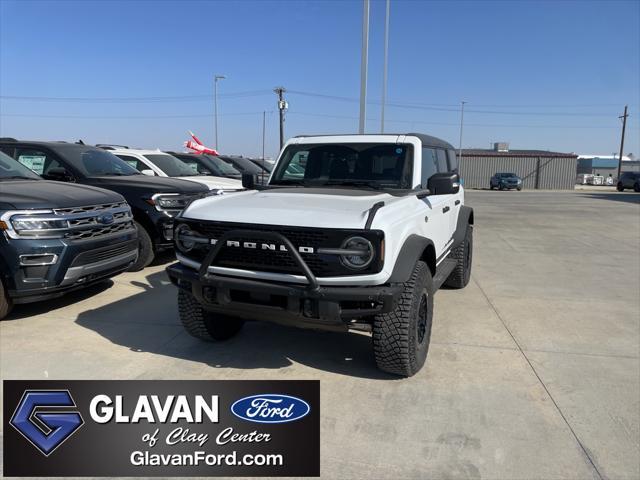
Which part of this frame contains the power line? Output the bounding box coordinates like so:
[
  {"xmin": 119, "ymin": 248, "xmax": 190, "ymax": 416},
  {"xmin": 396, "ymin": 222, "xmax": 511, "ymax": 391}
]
[
  {"xmin": 0, "ymin": 111, "xmax": 271, "ymax": 119},
  {"xmin": 0, "ymin": 90, "xmax": 272, "ymax": 103}
]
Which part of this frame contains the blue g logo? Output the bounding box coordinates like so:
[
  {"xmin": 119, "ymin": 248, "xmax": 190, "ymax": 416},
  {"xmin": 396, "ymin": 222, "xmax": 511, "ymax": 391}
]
[{"xmin": 10, "ymin": 390, "xmax": 84, "ymax": 456}]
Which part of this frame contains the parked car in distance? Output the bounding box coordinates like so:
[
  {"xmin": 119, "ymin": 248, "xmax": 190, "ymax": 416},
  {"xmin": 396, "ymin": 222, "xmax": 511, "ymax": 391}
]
[
  {"xmin": 616, "ymin": 172, "xmax": 640, "ymax": 192},
  {"xmin": 166, "ymin": 152, "xmax": 242, "ymax": 180},
  {"xmin": 490, "ymin": 172, "xmax": 523, "ymax": 190},
  {"xmin": 105, "ymin": 148, "xmax": 243, "ymax": 192},
  {"xmin": 0, "ymin": 139, "xmax": 209, "ymax": 270},
  {"xmin": 216, "ymin": 155, "xmax": 270, "ymax": 184},
  {"xmin": 0, "ymin": 151, "xmax": 138, "ymax": 319}
]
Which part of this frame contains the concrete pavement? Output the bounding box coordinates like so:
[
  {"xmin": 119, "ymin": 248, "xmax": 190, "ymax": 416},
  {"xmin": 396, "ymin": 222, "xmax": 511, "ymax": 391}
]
[{"xmin": 1, "ymin": 190, "xmax": 638, "ymax": 479}]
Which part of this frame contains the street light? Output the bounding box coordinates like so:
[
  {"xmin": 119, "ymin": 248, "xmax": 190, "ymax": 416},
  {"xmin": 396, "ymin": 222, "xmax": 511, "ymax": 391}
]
[{"xmin": 214, "ymin": 74, "xmax": 226, "ymax": 150}]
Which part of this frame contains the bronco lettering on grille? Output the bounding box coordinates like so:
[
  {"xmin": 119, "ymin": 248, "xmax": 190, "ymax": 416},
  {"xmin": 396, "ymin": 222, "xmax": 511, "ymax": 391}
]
[{"xmin": 209, "ymin": 239, "xmax": 314, "ymax": 254}]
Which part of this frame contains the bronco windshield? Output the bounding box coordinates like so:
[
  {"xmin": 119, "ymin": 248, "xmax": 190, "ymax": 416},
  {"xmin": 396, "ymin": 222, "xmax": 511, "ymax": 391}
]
[{"xmin": 270, "ymin": 143, "xmax": 414, "ymax": 189}]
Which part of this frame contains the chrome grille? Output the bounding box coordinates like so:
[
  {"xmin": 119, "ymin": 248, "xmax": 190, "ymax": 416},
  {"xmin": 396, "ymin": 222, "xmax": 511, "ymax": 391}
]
[
  {"xmin": 66, "ymin": 221, "xmax": 135, "ymax": 240},
  {"xmin": 54, "ymin": 202, "xmax": 127, "ymax": 215}
]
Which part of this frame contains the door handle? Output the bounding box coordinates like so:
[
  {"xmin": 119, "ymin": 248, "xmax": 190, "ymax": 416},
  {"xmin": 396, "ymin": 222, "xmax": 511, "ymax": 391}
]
[
  {"xmin": 454, "ymin": 200, "xmax": 460, "ymax": 206},
  {"xmin": 442, "ymin": 206, "xmax": 450, "ymax": 213}
]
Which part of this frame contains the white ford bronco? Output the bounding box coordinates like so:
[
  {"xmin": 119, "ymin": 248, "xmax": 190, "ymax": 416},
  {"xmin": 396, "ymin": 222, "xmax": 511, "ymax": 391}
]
[{"xmin": 166, "ymin": 134, "xmax": 474, "ymax": 376}]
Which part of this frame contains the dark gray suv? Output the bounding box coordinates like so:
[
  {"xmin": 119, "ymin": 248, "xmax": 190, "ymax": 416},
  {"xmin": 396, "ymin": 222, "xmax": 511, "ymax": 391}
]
[{"xmin": 616, "ymin": 172, "xmax": 640, "ymax": 192}]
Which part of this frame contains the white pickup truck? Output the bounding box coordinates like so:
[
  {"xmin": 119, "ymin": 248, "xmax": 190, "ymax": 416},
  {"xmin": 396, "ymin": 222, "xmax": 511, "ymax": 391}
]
[{"xmin": 166, "ymin": 134, "xmax": 474, "ymax": 376}]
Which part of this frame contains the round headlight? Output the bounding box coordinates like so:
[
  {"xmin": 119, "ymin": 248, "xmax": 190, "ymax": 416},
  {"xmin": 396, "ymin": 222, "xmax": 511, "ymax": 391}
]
[
  {"xmin": 340, "ymin": 236, "xmax": 374, "ymax": 270},
  {"xmin": 175, "ymin": 223, "xmax": 196, "ymax": 253}
]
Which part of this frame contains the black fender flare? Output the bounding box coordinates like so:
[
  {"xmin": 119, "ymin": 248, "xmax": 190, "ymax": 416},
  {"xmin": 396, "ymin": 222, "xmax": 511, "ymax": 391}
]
[
  {"xmin": 388, "ymin": 235, "xmax": 436, "ymax": 283},
  {"xmin": 451, "ymin": 205, "xmax": 474, "ymax": 250}
]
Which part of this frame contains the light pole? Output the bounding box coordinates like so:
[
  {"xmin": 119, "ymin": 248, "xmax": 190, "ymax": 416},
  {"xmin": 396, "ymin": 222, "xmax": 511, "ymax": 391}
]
[
  {"xmin": 381, "ymin": 0, "xmax": 390, "ymax": 133},
  {"xmin": 359, "ymin": 0, "xmax": 370, "ymax": 134},
  {"xmin": 458, "ymin": 101, "xmax": 466, "ymax": 159},
  {"xmin": 214, "ymin": 74, "xmax": 226, "ymax": 150}
]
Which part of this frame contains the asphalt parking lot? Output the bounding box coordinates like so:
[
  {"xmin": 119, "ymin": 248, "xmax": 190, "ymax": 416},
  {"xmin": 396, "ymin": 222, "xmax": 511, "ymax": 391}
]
[{"xmin": 1, "ymin": 190, "xmax": 638, "ymax": 479}]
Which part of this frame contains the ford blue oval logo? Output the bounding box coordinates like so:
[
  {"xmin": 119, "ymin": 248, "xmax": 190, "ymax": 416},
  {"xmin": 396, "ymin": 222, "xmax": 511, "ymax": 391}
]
[
  {"xmin": 230, "ymin": 394, "xmax": 310, "ymax": 424},
  {"xmin": 97, "ymin": 213, "xmax": 114, "ymax": 225}
]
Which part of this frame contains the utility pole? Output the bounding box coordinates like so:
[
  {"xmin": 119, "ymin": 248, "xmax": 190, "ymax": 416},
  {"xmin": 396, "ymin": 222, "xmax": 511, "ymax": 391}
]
[
  {"xmin": 261, "ymin": 110, "xmax": 266, "ymax": 184},
  {"xmin": 359, "ymin": 0, "xmax": 370, "ymax": 134},
  {"xmin": 214, "ymin": 74, "xmax": 226, "ymax": 150},
  {"xmin": 274, "ymin": 87, "xmax": 287, "ymax": 149},
  {"xmin": 616, "ymin": 105, "xmax": 628, "ymax": 181},
  {"xmin": 458, "ymin": 101, "xmax": 466, "ymax": 159},
  {"xmin": 380, "ymin": 0, "xmax": 390, "ymax": 133}
]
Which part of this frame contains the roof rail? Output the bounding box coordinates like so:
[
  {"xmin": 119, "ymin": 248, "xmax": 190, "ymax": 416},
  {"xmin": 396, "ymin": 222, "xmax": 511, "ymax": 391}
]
[
  {"xmin": 0, "ymin": 137, "xmax": 18, "ymax": 142},
  {"xmin": 96, "ymin": 144, "xmax": 130, "ymax": 150}
]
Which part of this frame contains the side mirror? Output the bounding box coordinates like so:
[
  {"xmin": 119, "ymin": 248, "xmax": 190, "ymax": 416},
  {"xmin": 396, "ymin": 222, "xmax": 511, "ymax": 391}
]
[
  {"xmin": 140, "ymin": 169, "xmax": 156, "ymax": 176},
  {"xmin": 427, "ymin": 172, "xmax": 460, "ymax": 195},
  {"xmin": 242, "ymin": 173, "xmax": 257, "ymax": 189},
  {"xmin": 44, "ymin": 167, "xmax": 74, "ymax": 182}
]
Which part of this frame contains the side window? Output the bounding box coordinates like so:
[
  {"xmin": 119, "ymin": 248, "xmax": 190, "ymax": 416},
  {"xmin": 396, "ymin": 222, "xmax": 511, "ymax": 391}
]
[
  {"xmin": 284, "ymin": 151, "xmax": 308, "ymax": 178},
  {"xmin": 16, "ymin": 148, "xmax": 61, "ymax": 176},
  {"xmin": 447, "ymin": 149, "xmax": 458, "ymax": 172},
  {"xmin": 436, "ymin": 149, "xmax": 448, "ymax": 172},
  {"xmin": 0, "ymin": 145, "xmax": 15, "ymax": 158},
  {"xmin": 421, "ymin": 147, "xmax": 438, "ymax": 186},
  {"xmin": 116, "ymin": 155, "xmax": 144, "ymax": 172}
]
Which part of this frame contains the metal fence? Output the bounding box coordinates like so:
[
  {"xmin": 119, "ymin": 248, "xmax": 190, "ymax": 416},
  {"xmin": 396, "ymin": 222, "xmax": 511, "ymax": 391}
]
[{"xmin": 459, "ymin": 155, "xmax": 578, "ymax": 190}]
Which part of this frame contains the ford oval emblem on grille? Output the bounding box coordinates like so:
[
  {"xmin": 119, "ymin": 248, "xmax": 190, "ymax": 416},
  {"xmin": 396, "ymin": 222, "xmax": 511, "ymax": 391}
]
[
  {"xmin": 230, "ymin": 394, "xmax": 310, "ymax": 423},
  {"xmin": 97, "ymin": 213, "xmax": 115, "ymax": 225}
]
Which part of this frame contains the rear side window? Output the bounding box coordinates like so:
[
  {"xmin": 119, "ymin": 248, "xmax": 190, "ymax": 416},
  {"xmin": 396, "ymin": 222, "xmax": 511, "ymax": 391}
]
[
  {"xmin": 421, "ymin": 147, "xmax": 438, "ymax": 186},
  {"xmin": 447, "ymin": 149, "xmax": 458, "ymax": 172},
  {"xmin": 436, "ymin": 149, "xmax": 448, "ymax": 172}
]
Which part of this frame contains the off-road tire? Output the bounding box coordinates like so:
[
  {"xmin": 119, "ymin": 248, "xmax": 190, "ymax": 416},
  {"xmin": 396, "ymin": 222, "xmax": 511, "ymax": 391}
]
[
  {"xmin": 517, "ymin": 186, "xmax": 522, "ymax": 191},
  {"xmin": 634, "ymin": 182, "xmax": 640, "ymax": 193},
  {"xmin": 498, "ymin": 184, "xmax": 505, "ymax": 191},
  {"xmin": 445, "ymin": 224, "xmax": 473, "ymax": 289},
  {"xmin": 490, "ymin": 184, "xmax": 494, "ymax": 190},
  {"xmin": 617, "ymin": 183, "xmax": 624, "ymax": 192},
  {"xmin": 178, "ymin": 289, "xmax": 244, "ymax": 341},
  {"xmin": 0, "ymin": 278, "xmax": 13, "ymax": 320},
  {"xmin": 373, "ymin": 261, "xmax": 433, "ymax": 377},
  {"xmin": 128, "ymin": 221, "xmax": 154, "ymax": 271}
]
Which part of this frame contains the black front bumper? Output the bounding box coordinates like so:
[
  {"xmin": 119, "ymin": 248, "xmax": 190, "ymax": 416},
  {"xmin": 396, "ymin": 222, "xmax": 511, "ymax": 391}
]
[{"xmin": 166, "ymin": 263, "xmax": 402, "ymax": 331}]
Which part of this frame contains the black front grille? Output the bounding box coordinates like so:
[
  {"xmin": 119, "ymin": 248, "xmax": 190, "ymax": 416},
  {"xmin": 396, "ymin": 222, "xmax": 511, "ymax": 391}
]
[
  {"xmin": 181, "ymin": 220, "xmax": 384, "ymax": 277},
  {"xmin": 66, "ymin": 221, "xmax": 135, "ymax": 241},
  {"xmin": 70, "ymin": 240, "xmax": 138, "ymax": 267}
]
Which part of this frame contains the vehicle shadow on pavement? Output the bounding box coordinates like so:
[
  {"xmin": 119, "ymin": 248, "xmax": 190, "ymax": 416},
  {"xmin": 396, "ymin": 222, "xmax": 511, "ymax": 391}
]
[
  {"xmin": 75, "ymin": 269, "xmax": 395, "ymax": 380},
  {"xmin": 5, "ymin": 281, "xmax": 115, "ymax": 321},
  {"xmin": 577, "ymin": 192, "xmax": 640, "ymax": 204}
]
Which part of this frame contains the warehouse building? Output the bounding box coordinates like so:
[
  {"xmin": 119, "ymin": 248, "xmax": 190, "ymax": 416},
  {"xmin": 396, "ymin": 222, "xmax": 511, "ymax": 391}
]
[
  {"xmin": 459, "ymin": 143, "xmax": 578, "ymax": 190},
  {"xmin": 577, "ymin": 155, "xmax": 640, "ymax": 178}
]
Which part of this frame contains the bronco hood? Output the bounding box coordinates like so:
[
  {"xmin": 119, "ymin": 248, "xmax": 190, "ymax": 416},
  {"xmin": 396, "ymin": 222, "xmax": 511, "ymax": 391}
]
[{"xmin": 183, "ymin": 188, "xmax": 402, "ymax": 229}]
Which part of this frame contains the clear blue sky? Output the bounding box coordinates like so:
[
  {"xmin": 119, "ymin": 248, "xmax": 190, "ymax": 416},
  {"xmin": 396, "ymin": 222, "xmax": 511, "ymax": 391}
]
[{"xmin": 1, "ymin": 0, "xmax": 638, "ymax": 158}]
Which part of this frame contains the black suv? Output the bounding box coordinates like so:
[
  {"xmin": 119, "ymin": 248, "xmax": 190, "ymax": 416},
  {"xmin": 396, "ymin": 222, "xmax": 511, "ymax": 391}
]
[
  {"xmin": 0, "ymin": 152, "xmax": 138, "ymax": 319},
  {"xmin": 617, "ymin": 172, "xmax": 640, "ymax": 192},
  {"xmin": 166, "ymin": 152, "xmax": 242, "ymax": 180},
  {"xmin": 490, "ymin": 172, "xmax": 523, "ymax": 190},
  {"xmin": 0, "ymin": 140, "xmax": 209, "ymax": 270}
]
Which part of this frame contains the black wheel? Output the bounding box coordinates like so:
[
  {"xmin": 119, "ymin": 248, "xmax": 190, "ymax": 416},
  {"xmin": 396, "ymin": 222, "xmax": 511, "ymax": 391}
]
[
  {"xmin": 445, "ymin": 224, "xmax": 473, "ymax": 289},
  {"xmin": 128, "ymin": 221, "xmax": 155, "ymax": 271},
  {"xmin": 498, "ymin": 184, "xmax": 504, "ymax": 191},
  {"xmin": 373, "ymin": 261, "xmax": 433, "ymax": 377},
  {"xmin": 617, "ymin": 183, "xmax": 624, "ymax": 192},
  {"xmin": 517, "ymin": 186, "xmax": 522, "ymax": 191},
  {"xmin": 178, "ymin": 289, "xmax": 244, "ymax": 341},
  {"xmin": 0, "ymin": 278, "xmax": 13, "ymax": 320},
  {"xmin": 490, "ymin": 184, "xmax": 494, "ymax": 190},
  {"xmin": 634, "ymin": 183, "xmax": 640, "ymax": 193}
]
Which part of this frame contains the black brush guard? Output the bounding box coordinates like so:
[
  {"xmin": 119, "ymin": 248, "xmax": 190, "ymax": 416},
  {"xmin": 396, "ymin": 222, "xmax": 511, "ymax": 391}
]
[{"xmin": 166, "ymin": 229, "xmax": 402, "ymax": 330}]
